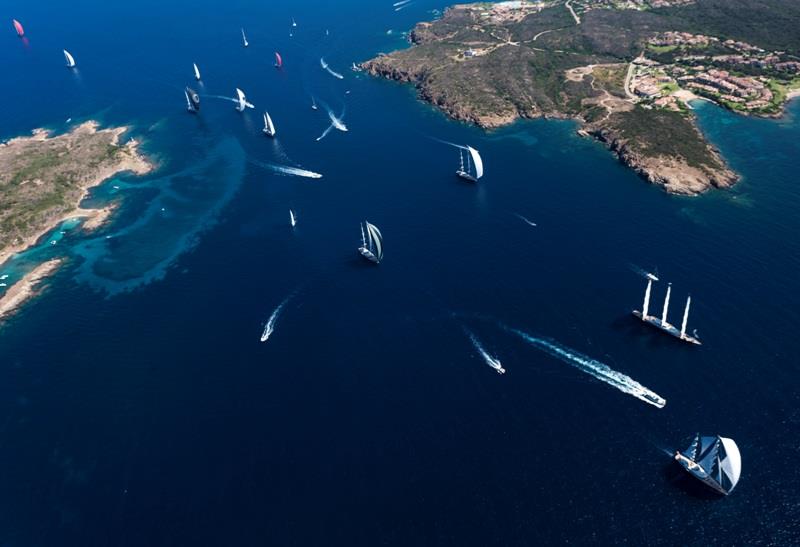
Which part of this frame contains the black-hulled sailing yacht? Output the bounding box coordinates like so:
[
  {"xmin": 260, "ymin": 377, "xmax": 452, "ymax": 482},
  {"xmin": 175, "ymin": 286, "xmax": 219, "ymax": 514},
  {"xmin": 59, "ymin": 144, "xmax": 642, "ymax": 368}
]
[
  {"xmin": 674, "ymin": 434, "xmax": 742, "ymax": 495},
  {"xmin": 185, "ymin": 87, "xmax": 201, "ymax": 112}
]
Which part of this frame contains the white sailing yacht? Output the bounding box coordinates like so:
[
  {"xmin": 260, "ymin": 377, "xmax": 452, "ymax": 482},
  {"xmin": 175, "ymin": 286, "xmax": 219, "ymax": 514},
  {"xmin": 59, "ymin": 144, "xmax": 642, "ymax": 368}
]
[
  {"xmin": 358, "ymin": 221, "xmax": 383, "ymax": 264},
  {"xmin": 63, "ymin": 49, "xmax": 76, "ymax": 68},
  {"xmin": 456, "ymin": 145, "xmax": 484, "ymax": 182},
  {"xmin": 193, "ymin": 62, "xmax": 201, "ymax": 81},
  {"xmin": 235, "ymin": 88, "xmax": 253, "ymax": 112},
  {"xmin": 633, "ymin": 277, "xmax": 701, "ymax": 345},
  {"xmin": 262, "ymin": 111, "xmax": 276, "ymax": 137},
  {"xmin": 289, "ymin": 209, "xmax": 297, "ymax": 227},
  {"xmin": 241, "ymin": 28, "xmax": 249, "ymax": 47}
]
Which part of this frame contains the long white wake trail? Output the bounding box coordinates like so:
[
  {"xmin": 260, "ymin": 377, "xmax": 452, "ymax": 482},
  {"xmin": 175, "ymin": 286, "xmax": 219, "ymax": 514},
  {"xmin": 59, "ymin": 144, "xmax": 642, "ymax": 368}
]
[
  {"xmin": 508, "ymin": 327, "xmax": 666, "ymax": 408},
  {"xmin": 465, "ymin": 328, "xmax": 505, "ymax": 374},
  {"xmin": 250, "ymin": 159, "xmax": 323, "ymax": 179},
  {"xmin": 320, "ymin": 58, "xmax": 344, "ymax": 79},
  {"xmin": 261, "ymin": 295, "xmax": 293, "ymax": 342}
]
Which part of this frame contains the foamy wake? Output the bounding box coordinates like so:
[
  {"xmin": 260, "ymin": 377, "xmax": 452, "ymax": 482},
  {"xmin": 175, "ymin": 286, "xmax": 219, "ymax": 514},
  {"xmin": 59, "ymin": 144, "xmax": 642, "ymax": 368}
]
[
  {"xmin": 250, "ymin": 160, "xmax": 322, "ymax": 179},
  {"xmin": 465, "ymin": 328, "xmax": 505, "ymax": 374},
  {"xmin": 508, "ymin": 326, "xmax": 666, "ymax": 408},
  {"xmin": 261, "ymin": 295, "xmax": 292, "ymax": 342},
  {"xmin": 320, "ymin": 58, "xmax": 344, "ymax": 79},
  {"xmin": 514, "ymin": 213, "xmax": 537, "ymax": 228}
]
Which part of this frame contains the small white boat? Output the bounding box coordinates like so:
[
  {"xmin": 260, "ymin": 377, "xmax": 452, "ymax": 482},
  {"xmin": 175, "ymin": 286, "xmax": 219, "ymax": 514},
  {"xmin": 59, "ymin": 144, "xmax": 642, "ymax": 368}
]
[
  {"xmin": 358, "ymin": 221, "xmax": 383, "ymax": 264},
  {"xmin": 193, "ymin": 62, "xmax": 201, "ymax": 81},
  {"xmin": 63, "ymin": 49, "xmax": 76, "ymax": 68},
  {"xmin": 289, "ymin": 209, "xmax": 297, "ymax": 227},
  {"xmin": 241, "ymin": 28, "xmax": 249, "ymax": 47},
  {"xmin": 292, "ymin": 17, "xmax": 297, "ymax": 28},
  {"xmin": 311, "ymin": 97, "xmax": 318, "ymax": 110},
  {"xmin": 0, "ymin": 283, "xmax": 7, "ymax": 288},
  {"xmin": 0, "ymin": 274, "xmax": 8, "ymax": 280},
  {"xmin": 456, "ymin": 145, "xmax": 484, "ymax": 182},
  {"xmin": 262, "ymin": 111, "xmax": 276, "ymax": 137}
]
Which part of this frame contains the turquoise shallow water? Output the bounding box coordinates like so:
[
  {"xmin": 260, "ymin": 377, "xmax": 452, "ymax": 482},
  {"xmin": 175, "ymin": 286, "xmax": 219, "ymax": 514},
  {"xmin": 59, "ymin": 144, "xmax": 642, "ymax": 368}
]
[{"xmin": 1, "ymin": 1, "xmax": 799, "ymax": 544}]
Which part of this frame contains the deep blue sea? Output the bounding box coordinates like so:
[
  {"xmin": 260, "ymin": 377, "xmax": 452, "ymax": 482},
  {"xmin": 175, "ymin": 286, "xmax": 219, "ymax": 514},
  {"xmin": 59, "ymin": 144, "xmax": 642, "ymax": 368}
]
[{"xmin": 1, "ymin": 0, "xmax": 799, "ymax": 544}]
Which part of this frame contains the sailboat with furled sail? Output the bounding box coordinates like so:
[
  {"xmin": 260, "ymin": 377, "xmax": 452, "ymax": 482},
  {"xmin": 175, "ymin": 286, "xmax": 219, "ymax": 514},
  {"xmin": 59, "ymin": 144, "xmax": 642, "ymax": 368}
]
[
  {"xmin": 63, "ymin": 50, "xmax": 76, "ymax": 68},
  {"xmin": 632, "ymin": 275, "xmax": 701, "ymax": 345},
  {"xmin": 674, "ymin": 434, "xmax": 742, "ymax": 495},
  {"xmin": 262, "ymin": 112, "xmax": 276, "ymax": 137},
  {"xmin": 193, "ymin": 63, "xmax": 201, "ymax": 81},
  {"xmin": 358, "ymin": 221, "xmax": 383, "ymax": 264},
  {"xmin": 184, "ymin": 87, "xmax": 200, "ymax": 112},
  {"xmin": 456, "ymin": 145, "xmax": 484, "ymax": 182}
]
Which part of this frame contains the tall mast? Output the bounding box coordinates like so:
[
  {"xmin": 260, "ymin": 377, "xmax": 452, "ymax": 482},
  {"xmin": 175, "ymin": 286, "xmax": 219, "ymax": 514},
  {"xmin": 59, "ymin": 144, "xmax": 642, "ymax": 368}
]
[
  {"xmin": 360, "ymin": 223, "xmax": 366, "ymax": 247},
  {"xmin": 680, "ymin": 296, "xmax": 691, "ymax": 338},
  {"xmin": 642, "ymin": 278, "xmax": 653, "ymax": 318},
  {"xmin": 459, "ymin": 148, "xmax": 464, "ymax": 171},
  {"xmin": 661, "ymin": 283, "xmax": 672, "ymax": 326}
]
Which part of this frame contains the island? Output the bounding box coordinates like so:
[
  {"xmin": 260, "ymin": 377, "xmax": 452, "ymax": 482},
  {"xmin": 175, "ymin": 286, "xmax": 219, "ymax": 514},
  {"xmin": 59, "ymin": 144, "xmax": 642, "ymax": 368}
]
[
  {"xmin": 363, "ymin": 0, "xmax": 800, "ymax": 195},
  {"xmin": 0, "ymin": 121, "xmax": 152, "ymax": 320}
]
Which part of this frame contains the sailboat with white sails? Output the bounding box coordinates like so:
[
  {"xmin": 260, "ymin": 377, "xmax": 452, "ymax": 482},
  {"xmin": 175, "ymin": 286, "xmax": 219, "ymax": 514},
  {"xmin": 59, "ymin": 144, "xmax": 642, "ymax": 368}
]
[
  {"xmin": 235, "ymin": 88, "xmax": 254, "ymax": 112},
  {"xmin": 358, "ymin": 221, "xmax": 384, "ymax": 264},
  {"xmin": 63, "ymin": 49, "xmax": 76, "ymax": 68},
  {"xmin": 262, "ymin": 111, "xmax": 276, "ymax": 137},
  {"xmin": 193, "ymin": 62, "xmax": 201, "ymax": 81},
  {"xmin": 456, "ymin": 145, "xmax": 483, "ymax": 182},
  {"xmin": 289, "ymin": 209, "xmax": 297, "ymax": 227},
  {"xmin": 633, "ymin": 275, "xmax": 701, "ymax": 345}
]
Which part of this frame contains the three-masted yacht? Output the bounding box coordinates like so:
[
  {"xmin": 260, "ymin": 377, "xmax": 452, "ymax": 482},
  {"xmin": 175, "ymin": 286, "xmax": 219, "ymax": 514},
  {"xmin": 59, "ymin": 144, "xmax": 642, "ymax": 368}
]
[
  {"xmin": 358, "ymin": 221, "xmax": 383, "ymax": 264},
  {"xmin": 633, "ymin": 275, "xmax": 701, "ymax": 345},
  {"xmin": 456, "ymin": 145, "xmax": 484, "ymax": 182}
]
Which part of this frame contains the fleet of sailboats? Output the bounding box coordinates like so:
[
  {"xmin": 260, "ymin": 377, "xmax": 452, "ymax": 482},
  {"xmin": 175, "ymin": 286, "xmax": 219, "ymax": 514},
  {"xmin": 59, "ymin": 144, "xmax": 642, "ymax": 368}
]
[
  {"xmin": 262, "ymin": 111, "xmax": 276, "ymax": 137},
  {"xmin": 358, "ymin": 221, "xmax": 384, "ymax": 264},
  {"xmin": 456, "ymin": 145, "xmax": 484, "ymax": 182},
  {"xmin": 63, "ymin": 49, "xmax": 76, "ymax": 68}
]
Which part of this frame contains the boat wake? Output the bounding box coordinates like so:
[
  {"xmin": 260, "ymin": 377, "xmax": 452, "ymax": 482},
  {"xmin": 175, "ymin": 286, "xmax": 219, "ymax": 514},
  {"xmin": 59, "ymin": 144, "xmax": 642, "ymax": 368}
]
[
  {"xmin": 514, "ymin": 213, "xmax": 537, "ymax": 228},
  {"xmin": 203, "ymin": 94, "xmax": 254, "ymax": 109},
  {"xmin": 507, "ymin": 326, "xmax": 666, "ymax": 408},
  {"xmin": 320, "ymin": 57, "xmax": 344, "ymax": 79},
  {"xmin": 250, "ymin": 159, "xmax": 323, "ymax": 179},
  {"xmin": 316, "ymin": 125, "xmax": 334, "ymax": 141},
  {"xmin": 393, "ymin": 0, "xmax": 412, "ymax": 5},
  {"xmin": 465, "ymin": 328, "xmax": 505, "ymax": 374},
  {"xmin": 629, "ymin": 263, "xmax": 659, "ymax": 280},
  {"xmin": 395, "ymin": 2, "xmax": 414, "ymax": 11},
  {"xmin": 261, "ymin": 294, "xmax": 293, "ymax": 342}
]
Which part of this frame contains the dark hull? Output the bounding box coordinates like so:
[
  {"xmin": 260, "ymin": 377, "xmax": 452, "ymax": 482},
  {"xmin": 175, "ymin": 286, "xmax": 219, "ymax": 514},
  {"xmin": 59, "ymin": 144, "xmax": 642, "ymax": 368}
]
[
  {"xmin": 456, "ymin": 170, "xmax": 477, "ymax": 183},
  {"xmin": 358, "ymin": 247, "xmax": 380, "ymax": 264}
]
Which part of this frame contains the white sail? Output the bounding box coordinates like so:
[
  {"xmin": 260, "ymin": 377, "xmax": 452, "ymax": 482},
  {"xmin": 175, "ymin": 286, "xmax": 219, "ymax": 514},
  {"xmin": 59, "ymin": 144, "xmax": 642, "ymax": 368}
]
[
  {"xmin": 661, "ymin": 283, "xmax": 672, "ymax": 325},
  {"xmin": 235, "ymin": 88, "xmax": 253, "ymax": 111},
  {"xmin": 63, "ymin": 49, "xmax": 76, "ymax": 68},
  {"xmin": 289, "ymin": 209, "xmax": 296, "ymax": 227},
  {"xmin": 185, "ymin": 90, "xmax": 192, "ymax": 109},
  {"xmin": 642, "ymin": 278, "xmax": 653, "ymax": 318},
  {"xmin": 266, "ymin": 112, "xmax": 275, "ymax": 135},
  {"xmin": 680, "ymin": 296, "xmax": 691, "ymax": 337},
  {"xmin": 193, "ymin": 63, "xmax": 201, "ymax": 80},
  {"xmin": 719, "ymin": 437, "xmax": 742, "ymax": 492},
  {"xmin": 366, "ymin": 222, "xmax": 383, "ymax": 261},
  {"xmin": 360, "ymin": 223, "xmax": 367, "ymax": 247},
  {"xmin": 467, "ymin": 146, "xmax": 483, "ymax": 179}
]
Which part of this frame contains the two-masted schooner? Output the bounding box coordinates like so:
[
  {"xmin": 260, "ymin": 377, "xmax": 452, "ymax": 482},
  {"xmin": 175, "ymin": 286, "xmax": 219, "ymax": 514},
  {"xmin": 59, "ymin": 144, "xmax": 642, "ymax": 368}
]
[
  {"xmin": 358, "ymin": 221, "xmax": 384, "ymax": 264},
  {"xmin": 674, "ymin": 434, "xmax": 742, "ymax": 495},
  {"xmin": 633, "ymin": 274, "xmax": 701, "ymax": 345},
  {"xmin": 456, "ymin": 145, "xmax": 484, "ymax": 182}
]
